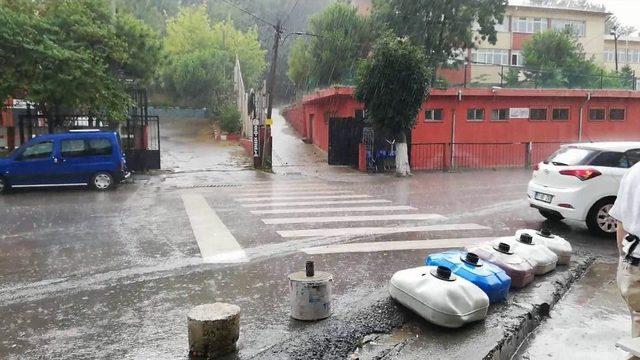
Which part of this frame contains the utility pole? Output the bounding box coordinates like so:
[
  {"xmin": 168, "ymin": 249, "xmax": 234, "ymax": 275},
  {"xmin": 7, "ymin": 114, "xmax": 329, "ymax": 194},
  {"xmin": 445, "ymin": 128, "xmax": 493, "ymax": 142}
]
[
  {"xmin": 611, "ymin": 27, "xmax": 619, "ymax": 72},
  {"xmin": 262, "ymin": 20, "xmax": 282, "ymax": 170}
]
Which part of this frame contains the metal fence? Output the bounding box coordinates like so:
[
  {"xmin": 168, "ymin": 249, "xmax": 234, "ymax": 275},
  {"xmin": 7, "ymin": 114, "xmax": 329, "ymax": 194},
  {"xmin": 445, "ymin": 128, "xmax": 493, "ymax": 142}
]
[
  {"xmin": 443, "ymin": 62, "xmax": 638, "ymax": 90},
  {"xmin": 411, "ymin": 142, "xmax": 564, "ymax": 171}
]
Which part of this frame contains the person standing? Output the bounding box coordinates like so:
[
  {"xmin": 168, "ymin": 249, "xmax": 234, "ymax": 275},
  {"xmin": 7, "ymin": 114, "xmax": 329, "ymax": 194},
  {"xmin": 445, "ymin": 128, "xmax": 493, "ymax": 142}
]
[{"xmin": 611, "ymin": 161, "xmax": 640, "ymax": 359}]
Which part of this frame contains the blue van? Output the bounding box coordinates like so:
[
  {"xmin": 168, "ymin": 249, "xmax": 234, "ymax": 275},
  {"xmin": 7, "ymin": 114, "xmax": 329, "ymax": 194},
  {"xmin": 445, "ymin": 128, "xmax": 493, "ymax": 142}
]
[{"xmin": 0, "ymin": 130, "xmax": 128, "ymax": 193}]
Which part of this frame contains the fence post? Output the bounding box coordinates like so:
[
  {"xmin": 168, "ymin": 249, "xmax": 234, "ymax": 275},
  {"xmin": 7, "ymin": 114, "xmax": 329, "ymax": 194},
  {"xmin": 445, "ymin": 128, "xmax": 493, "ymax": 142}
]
[
  {"xmin": 524, "ymin": 142, "xmax": 532, "ymax": 169},
  {"xmin": 449, "ymin": 143, "xmax": 456, "ymax": 171},
  {"xmin": 600, "ymin": 70, "xmax": 604, "ymax": 89},
  {"xmin": 442, "ymin": 143, "xmax": 447, "ymax": 171}
]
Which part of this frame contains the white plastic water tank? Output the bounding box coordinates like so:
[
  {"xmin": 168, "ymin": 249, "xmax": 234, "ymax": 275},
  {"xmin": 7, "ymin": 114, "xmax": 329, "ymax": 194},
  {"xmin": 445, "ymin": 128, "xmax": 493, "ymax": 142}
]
[
  {"xmin": 389, "ymin": 266, "xmax": 489, "ymax": 328},
  {"xmin": 500, "ymin": 234, "xmax": 558, "ymax": 275},
  {"xmin": 515, "ymin": 229, "xmax": 572, "ymax": 265}
]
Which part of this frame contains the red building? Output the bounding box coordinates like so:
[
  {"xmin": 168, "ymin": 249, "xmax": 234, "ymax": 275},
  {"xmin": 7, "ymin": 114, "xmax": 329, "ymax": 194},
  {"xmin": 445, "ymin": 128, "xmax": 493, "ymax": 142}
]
[{"xmin": 282, "ymin": 86, "xmax": 640, "ymax": 170}]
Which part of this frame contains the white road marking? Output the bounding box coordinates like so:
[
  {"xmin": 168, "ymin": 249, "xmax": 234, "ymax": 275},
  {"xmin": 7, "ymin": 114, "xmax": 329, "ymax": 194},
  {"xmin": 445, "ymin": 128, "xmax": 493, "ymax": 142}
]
[
  {"xmin": 302, "ymin": 237, "xmax": 511, "ymax": 255},
  {"xmin": 181, "ymin": 194, "xmax": 248, "ymax": 263},
  {"xmin": 251, "ymin": 205, "xmax": 417, "ymax": 215},
  {"xmin": 236, "ymin": 194, "xmax": 371, "ymax": 202},
  {"xmin": 235, "ymin": 190, "xmax": 352, "ymax": 197},
  {"xmin": 277, "ymin": 223, "xmax": 491, "ymax": 238},
  {"xmin": 235, "ymin": 183, "xmax": 329, "ymax": 190},
  {"xmin": 241, "ymin": 199, "xmax": 392, "ymax": 208},
  {"xmin": 262, "ymin": 214, "xmax": 446, "ymax": 225}
]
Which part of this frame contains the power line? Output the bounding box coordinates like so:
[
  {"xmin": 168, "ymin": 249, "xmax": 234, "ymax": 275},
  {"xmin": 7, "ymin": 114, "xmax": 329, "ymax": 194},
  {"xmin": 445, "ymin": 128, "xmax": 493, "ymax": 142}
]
[
  {"xmin": 219, "ymin": 0, "xmax": 277, "ymax": 28},
  {"xmin": 283, "ymin": 0, "xmax": 300, "ymax": 25}
]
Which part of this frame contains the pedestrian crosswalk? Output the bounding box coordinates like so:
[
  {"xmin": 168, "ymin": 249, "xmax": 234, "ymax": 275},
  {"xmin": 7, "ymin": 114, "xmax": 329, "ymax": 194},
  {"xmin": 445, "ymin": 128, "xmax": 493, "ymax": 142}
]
[{"xmin": 228, "ymin": 179, "xmax": 493, "ymax": 254}]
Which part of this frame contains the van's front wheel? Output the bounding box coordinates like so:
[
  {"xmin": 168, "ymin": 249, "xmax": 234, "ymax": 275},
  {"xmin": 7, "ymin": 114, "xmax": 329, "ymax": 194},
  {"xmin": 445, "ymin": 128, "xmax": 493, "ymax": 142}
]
[{"xmin": 92, "ymin": 172, "xmax": 114, "ymax": 191}]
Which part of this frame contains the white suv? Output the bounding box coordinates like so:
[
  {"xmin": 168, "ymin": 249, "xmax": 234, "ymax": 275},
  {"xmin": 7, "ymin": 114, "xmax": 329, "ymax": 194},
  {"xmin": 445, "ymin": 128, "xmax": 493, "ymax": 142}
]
[{"xmin": 528, "ymin": 142, "xmax": 640, "ymax": 237}]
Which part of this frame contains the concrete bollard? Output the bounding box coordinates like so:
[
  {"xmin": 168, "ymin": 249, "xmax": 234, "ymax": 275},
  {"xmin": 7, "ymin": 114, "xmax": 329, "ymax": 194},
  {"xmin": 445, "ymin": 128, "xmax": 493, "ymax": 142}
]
[
  {"xmin": 288, "ymin": 261, "xmax": 333, "ymax": 321},
  {"xmin": 187, "ymin": 303, "xmax": 240, "ymax": 358}
]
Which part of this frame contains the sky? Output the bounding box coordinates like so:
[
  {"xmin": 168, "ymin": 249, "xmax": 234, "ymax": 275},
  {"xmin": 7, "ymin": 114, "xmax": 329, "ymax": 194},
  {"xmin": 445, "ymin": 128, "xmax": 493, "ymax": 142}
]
[{"xmin": 597, "ymin": 0, "xmax": 640, "ymax": 32}]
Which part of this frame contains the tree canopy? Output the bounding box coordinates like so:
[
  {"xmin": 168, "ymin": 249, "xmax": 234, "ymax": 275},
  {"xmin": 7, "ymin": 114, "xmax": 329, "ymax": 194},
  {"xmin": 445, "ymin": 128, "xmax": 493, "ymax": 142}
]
[
  {"xmin": 287, "ymin": 1, "xmax": 373, "ymax": 90},
  {"xmin": 161, "ymin": 6, "xmax": 266, "ymax": 112},
  {"xmin": 0, "ymin": 0, "xmax": 161, "ymax": 122},
  {"xmin": 355, "ymin": 34, "xmax": 431, "ymax": 175},
  {"xmin": 521, "ymin": 29, "xmax": 618, "ymax": 88},
  {"xmin": 372, "ymin": 0, "xmax": 508, "ymax": 69}
]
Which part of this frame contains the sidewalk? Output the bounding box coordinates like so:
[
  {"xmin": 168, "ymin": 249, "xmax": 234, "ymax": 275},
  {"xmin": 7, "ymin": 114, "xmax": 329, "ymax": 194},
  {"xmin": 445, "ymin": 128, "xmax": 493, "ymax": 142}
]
[
  {"xmin": 271, "ymin": 109, "xmax": 365, "ymax": 180},
  {"xmin": 514, "ymin": 260, "xmax": 629, "ymax": 360}
]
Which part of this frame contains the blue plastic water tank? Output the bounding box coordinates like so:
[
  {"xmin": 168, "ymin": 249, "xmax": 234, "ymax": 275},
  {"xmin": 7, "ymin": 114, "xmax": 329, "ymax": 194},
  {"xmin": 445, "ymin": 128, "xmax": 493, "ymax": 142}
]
[{"xmin": 425, "ymin": 251, "xmax": 512, "ymax": 303}]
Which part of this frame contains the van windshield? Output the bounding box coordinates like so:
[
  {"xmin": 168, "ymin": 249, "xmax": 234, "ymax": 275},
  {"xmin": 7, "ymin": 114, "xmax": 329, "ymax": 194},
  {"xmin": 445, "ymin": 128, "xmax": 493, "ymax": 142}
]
[{"xmin": 546, "ymin": 147, "xmax": 596, "ymax": 166}]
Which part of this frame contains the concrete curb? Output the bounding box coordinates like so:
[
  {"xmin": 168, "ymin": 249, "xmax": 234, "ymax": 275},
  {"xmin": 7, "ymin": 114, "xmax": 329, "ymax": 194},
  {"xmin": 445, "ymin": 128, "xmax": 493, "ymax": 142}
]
[
  {"xmin": 251, "ymin": 256, "xmax": 595, "ymax": 360},
  {"xmin": 483, "ymin": 256, "xmax": 595, "ymax": 360}
]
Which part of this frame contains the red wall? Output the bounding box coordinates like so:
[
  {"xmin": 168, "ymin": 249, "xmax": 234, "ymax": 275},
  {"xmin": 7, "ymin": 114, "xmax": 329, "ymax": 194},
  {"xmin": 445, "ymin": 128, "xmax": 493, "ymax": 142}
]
[{"xmin": 283, "ymin": 87, "xmax": 640, "ymax": 169}]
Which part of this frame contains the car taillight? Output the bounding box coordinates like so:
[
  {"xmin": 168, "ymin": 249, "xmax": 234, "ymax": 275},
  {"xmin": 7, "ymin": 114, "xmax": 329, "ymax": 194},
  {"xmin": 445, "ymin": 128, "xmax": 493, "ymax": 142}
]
[{"xmin": 559, "ymin": 168, "xmax": 601, "ymax": 181}]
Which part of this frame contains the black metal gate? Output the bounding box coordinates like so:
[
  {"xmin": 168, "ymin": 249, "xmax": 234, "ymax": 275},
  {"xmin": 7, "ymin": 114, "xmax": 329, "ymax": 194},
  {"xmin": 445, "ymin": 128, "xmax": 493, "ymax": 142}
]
[{"xmin": 328, "ymin": 117, "xmax": 363, "ymax": 167}]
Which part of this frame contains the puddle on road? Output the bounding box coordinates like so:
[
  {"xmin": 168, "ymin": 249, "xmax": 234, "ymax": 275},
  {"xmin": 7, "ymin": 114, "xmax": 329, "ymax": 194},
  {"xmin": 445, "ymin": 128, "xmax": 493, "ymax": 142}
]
[{"xmin": 514, "ymin": 261, "xmax": 629, "ymax": 360}]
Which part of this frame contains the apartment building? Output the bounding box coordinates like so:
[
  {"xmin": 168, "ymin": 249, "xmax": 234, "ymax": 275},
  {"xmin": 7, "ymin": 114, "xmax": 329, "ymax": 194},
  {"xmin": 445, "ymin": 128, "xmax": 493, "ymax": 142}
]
[
  {"xmin": 468, "ymin": 4, "xmax": 612, "ymax": 85},
  {"xmin": 352, "ymin": 0, "xmax": 639, "ymax": 87}
]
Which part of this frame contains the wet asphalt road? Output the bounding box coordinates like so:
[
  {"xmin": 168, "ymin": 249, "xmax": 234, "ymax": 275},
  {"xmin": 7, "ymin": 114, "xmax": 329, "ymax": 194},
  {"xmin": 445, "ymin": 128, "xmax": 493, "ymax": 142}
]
[{"xmin": 0, "ymin": 116, "xmax": 626, "ymax": 359}]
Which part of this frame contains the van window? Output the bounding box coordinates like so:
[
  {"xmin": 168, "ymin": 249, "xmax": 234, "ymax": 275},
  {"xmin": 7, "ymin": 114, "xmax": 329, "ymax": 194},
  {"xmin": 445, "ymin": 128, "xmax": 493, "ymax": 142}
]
[
  {"xmin": 61, "ymin": 139, "xmax": 88, "ymax": 157},
  {"xmin": 87, "ymin": 138, "xmax": 113, "ymax": 156},
  {"xmin": 21, "ymin": 141, "xmax": 53, "ymax": 160}
]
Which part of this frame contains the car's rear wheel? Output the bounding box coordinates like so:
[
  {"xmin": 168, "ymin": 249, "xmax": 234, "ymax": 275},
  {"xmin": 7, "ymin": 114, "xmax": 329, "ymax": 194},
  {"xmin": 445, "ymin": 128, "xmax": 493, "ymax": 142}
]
[
  {"xmin": 92, "ymin": 172, "xmax": 114, "ymax": 191},
  {"xmin": 538, "ymin": 209, "xmax": 564, "ymax": 221},
  {"xmin": 0, "ymin": 176, "xmax": 8, "ymax": 194},
  {"xmin": 586, "ymin": 198, "xmax": 617, "ymax": 238}
]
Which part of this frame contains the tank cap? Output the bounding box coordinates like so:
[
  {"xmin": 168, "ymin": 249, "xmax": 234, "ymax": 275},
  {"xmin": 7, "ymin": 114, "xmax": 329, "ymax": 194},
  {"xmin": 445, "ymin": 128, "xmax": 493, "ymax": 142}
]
[
  {"xmin": 462, "ymin": 252, "xmax": 482, "ymax": 266},
  {"xmin": 494, "ymin": 242, "xmax": 513, "ymax": 254},
  {"xmin": 537, "ymin": 228, "xmax": 553, "ymax": 238},
  {"xmin": 431, "ymin": 266, "xmax": 455, "ymax": 281},
  {"xmin": 519, "ymin": 233, "xmax": 534, "ymax": 245}
]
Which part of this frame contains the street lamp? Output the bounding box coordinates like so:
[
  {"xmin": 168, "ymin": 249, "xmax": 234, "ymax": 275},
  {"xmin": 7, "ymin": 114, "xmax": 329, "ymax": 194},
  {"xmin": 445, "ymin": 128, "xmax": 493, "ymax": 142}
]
[{"xmin": 611, "ymin": 27, "xmax": 619, "ymax": 72}]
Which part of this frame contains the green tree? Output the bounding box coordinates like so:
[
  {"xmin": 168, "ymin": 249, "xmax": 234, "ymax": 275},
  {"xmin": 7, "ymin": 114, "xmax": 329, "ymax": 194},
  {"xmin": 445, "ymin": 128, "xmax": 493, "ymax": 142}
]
[
  {"xmin": 287, "ymin": 38, "xmax": 314, "ymax": 89},
  {"xmin": 620, "ymin": 65, "xmax": 636, "ymax": 89},
  {"xmin": 0, "ymin": 0, "xmax": 161, "ymax": 126},
  {"xmin": 521, "ymin": 29, "xmax": 605, "ymax": 88},
  {"xmin": 502, "ymin": 68, "xmax": 521, "ymax": 88},
  {"xmin": 372, "ymin": 0, "xmax": 507, "ymax": 71},
  {"xmin": 161, "ymin": 6, "xmax": 266, "ymax": 113},
  {"xmin": 355, "ymin": 35, "xmax": 431, "ymax": 176},
  {"xmin": 287, "ymin": 1, "xmax": 373, "ymax": 90}
]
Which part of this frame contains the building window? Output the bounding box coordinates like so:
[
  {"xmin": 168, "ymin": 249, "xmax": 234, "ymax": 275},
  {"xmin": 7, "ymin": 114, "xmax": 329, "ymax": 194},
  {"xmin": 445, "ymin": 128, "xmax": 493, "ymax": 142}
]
[
  {"xmin": 552, "ymin": 108, "xmax": 569, "ymax": 121},
  {"xmin": 530, "ymin": 108, "xmax": 547, "ymax": 121},
  {"xmin": 467, "ymin": 108, "xmax": 485, "ymax": 121},
  {"xmin": 513, "ymin": 17, "xmax": 547, "ymax": 33},
  {"xmin": 589, "ymin": 108, "xmax": 606, "ymax": 121},
  {"xmin": 471, "ymin": 49, "xmax": 509, "ymax": 65},
  {"xmin": 511, "ymin": 51, "xmax": 524, "ymax": 66},
  {"xmin": 610, "ymin": 108, "xmax": 626, "ymax": 121},
  {"xmin": 491, "ymin": 109, "xmax": 509, "ymax": 121},
  {"xmin": 551, "ymin": 19, "xmax": 586, "ymax": 36},
  {"xmin": 425, "ymin": 109, "xmax": 443, "ymax": 122}
]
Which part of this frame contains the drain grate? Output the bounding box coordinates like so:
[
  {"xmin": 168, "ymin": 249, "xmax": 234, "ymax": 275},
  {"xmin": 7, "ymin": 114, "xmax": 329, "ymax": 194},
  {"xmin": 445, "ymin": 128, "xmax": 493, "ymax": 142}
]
[{"xmin": 180, "ymin": 184, "xmax": 242, "ymax": 189}]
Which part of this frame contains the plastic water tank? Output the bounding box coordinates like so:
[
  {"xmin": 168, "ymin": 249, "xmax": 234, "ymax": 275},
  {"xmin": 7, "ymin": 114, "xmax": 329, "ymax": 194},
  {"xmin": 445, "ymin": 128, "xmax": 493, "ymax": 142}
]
[
  {"xmin": 468, "ymin": 242, "xmax": 535, "ymax": 288},
  {"xmin": 425, "ymin": 251, "xmax": 511, "ymax": 303},
  {"xmin": 515, "ymin": 229, "xmax": 572, "ymax": 265},
  {"xmin": 502, "ymin": 234, "xmax": 558, "ymax": 275},
  {"xmin": 389, "ymin": 266, "xmax": 490, "ymax": 328}
]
